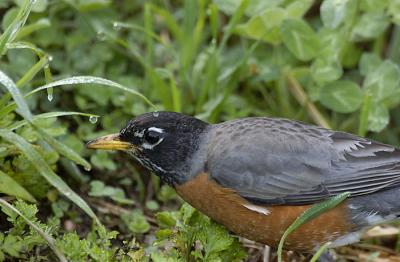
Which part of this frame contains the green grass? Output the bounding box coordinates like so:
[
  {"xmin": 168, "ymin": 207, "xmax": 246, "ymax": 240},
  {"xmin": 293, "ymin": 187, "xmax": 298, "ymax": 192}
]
[{"xmin": 1, "ymin": 0, "xmax": 400, "ymax": 261}]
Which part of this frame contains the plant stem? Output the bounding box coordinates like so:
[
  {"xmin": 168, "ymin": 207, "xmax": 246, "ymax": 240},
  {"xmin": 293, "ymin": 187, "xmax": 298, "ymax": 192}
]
[
  {"xmin": 286, "ymin": 73, "xmax": 331, "ymax": 129},
  {"xmin": 0, "ymin": 198, "xmax": 68, "ymax": 262}
]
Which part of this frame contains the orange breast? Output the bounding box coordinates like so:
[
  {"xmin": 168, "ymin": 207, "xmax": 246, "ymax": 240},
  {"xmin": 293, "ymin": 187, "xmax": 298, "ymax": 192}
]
[{"xmin": 175, "ymin": 173, "xmax": 352, "ymax": 251}]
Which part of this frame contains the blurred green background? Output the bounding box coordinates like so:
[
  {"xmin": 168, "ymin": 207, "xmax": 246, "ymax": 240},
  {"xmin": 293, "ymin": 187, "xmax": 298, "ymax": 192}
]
[{"xmin": 1, "ymin": 0, "xmax": 400, "ymax": 261}]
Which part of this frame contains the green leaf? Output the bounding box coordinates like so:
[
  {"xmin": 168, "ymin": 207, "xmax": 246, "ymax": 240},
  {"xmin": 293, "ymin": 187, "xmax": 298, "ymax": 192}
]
[
  {"xmin": 388, "ymin": 0, "xmax": 400, "ymax": 25},
  {"xmin": 89, "ymin": 180, "xmax": 134, "ymax": 205},
  {"xmin": 311, "ymin": 57, "xmax": 343, "ymax": 85},
  {"xmin": 0, "ymin": 70, "xmax": 33, "ymax": 122},
  {"xmin": 286, "ymin": 0, "xmax": 314, "ymax": 19},
  {"xmin": 213, "ymin": 0, "xmax": 283, "ymax": 16},
  {"xmin": 351, "ymin": 12, "xmax": 390, "ymax": 41},
  {"xmin": 121, "ymin": 210, "xmax": 150, "ymax": 234},
  {"xmin": 320, "ymin": 0, "xmax": 352, "ymax": 29},
  {"xmin": 6, "ymin": 41, "xmax": 45, "ymax": 56},
  {"xmin": 16, "ymin": 18, "xmax": 51, "ymax": 40},
  {"xmin": 235, "ymin": 7, "xmax": 287, "ymax": 44},
  {"xmin": 368, "ymin": 103, "xmax": 389, "ymax": 132},
  {"xmin": 0, "ymin": 0, "xmax": 33, "ymax": 55},
  {"xmin": 8, "ymin": 111, "xmax": 99, "ymax": 130},
  {"xmin": 277, "ymin": 192, "xmax": 350, "ymax": 262},
  {"xmin": 320, "ymin": 80, "xmax": 363, "ymax": 113},
  {"xmin": 280, "ymin": 19, "xmax": 320, "ymax": 61},
  {"xmin": 363, "ymin": 60, "xmax": 400, "ymax": 104},
  {"xmin": 0, "ymin": 170, "xmax": 36, "ymax": 202},
  {"xmin": 16, "ymin": 0, "xmax": 48, "ymax": 12},
  {"xmin": 26, "ymin": 76, "xmax": 155, "ymax": 108},
  {"xmin": 36, "ymin": 128, "xmax": 91, "ymax": 171},
  {"xmin": 359, "ymin": 53, "xmax": 382, "ymax": 77},
  {"xmin": 0, "ymin": 199, "xmax": 67, "ymax": 261},
  {"xmin": 360, "ymin": 0, "xmax": 388, "ymax": 12},
  {"xmin": 0, "ymin": 129, "xmax": 99, "ymax": 223},
  {"xmin": 156, "ymin": 211, "xmax": 177, "ymax": 228},
  {"xmin": 310, "ymin": 241, "xmax": 332, "ymax": 262}
]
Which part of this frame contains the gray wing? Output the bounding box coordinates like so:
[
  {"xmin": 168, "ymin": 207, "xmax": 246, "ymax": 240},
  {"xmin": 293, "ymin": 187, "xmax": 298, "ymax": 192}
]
[{"xmin": 207, "ymin": 118, "xmax": 400, "ymax": 205}]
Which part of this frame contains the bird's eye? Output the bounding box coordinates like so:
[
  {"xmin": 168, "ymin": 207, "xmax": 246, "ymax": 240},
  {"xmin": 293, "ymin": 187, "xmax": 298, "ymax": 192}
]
[{"xmin": 144, "ymin": 130, "xmax": 161, "ymax": 144}]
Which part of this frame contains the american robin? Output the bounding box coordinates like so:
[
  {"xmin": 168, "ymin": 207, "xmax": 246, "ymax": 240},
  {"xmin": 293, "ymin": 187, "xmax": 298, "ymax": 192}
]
[{"xmin": 87, "ymin": 111, "xmax": 400, "ymax": 252}]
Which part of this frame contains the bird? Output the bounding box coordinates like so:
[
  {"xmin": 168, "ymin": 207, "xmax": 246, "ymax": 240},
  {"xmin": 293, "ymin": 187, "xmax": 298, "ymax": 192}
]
[{"xmin": 86, "ymin": 111, "xmax": 400, "ymax": 252}]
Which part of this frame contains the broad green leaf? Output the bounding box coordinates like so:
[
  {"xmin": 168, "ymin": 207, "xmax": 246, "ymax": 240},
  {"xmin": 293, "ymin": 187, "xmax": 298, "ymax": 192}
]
[
  {"xmin": 235, "ymin": 8, "xmax": 287, "ymax": 44},
  {"xmin": 368, "ymin": 103, "xmax": 389, "ymax": 132},
  {"xmin": 320, "ymin": 80, "xmax": 363, "ymax": 113},
  {"xmin": 0, "ymin": 170, "xmax": 36, "ymax": 202},
  {"xmin": 311, "ymin": 57, "xmax": 343, "ymax": 85},
  {"xmin": 360, "ymin": 0, "xmax": 388, "ymax": 12},
  {"xmin": 320, "ymin": 0, "xmax": 351, "ymax": 29},
  {"xmin": 213, "ymin": 0, "xmax": 283, "ymax": 16},
  {"xmin": 389, "ymin": 0, "xmax": 400, "ymax": 24},
  {"xmin": 286, "ymin": 0, "xmax": 314, "ymax": 19},
  {"xmin": 277, "ymin": 192, "xmax": 350, "ymax": 262},
  {"xmin": 359, "ymin": 52, "xmax": 382, "ymax": 76},
  {"xmin": 26, "ymin": 76, "xmax": 155, "ymax": 108},
  {"xmin": 280, "ymin": 19, "xmax": 320, "ymax": 61},
  {"xmin": 89, "ymin": 180, "xmax": 134, "ymax": 205},
  {"xmin": 351, "ymin": 12, "xmax": 390, "ymax": 41},
  {"xmin": 340, "ymin": 42, "xmax": 362, "ymax": 68},
  {"xmin": 121, "ymin": 210, "xmax": 150, "ymax": 234},
  {"xmin": 0, "ymin": 129, "xmax": 99, "ymax": 223},
  {"xmin": 0, "ymin": 70, "xmax": 33, "ymax": 121},
  {"xmin": 363, "ymin": 60, "xmax": 400, "ymax": 103}
]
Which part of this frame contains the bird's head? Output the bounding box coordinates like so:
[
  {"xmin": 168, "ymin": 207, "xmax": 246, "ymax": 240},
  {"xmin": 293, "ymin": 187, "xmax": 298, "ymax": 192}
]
[{"xmin": 86, "ymin": 111, "xmax": 209, "ymax": 185}]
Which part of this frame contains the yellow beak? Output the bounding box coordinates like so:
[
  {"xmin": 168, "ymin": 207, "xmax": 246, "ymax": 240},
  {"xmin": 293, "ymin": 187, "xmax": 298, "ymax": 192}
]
[{"xmin": 86, "ymin": 133, "xmax": 133, "ymax": 151}]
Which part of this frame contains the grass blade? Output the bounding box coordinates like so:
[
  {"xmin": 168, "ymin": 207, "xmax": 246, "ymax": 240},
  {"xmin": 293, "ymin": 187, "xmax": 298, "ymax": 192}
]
[
  {"xmin": 6, "ymin": 41, "xmax": 45, "ymax": 56},
  {"xmin": 0, "ymin": 198, "xmax": 67, "ymax": 262},
  {"xmin": 0, "ymin": 170, "xmax": 36, "ymax": 203},
  {"xmin": 8, "ymin": 111, "xmax": 99, "ymax": 130},
  {"xmin": 16, "ymin": 55, "xmax": 50, "ymax": 88},
  {"xmin": 35, "ymin": 128, "xmax": 91, "ymax": 171},
  {"xmin": 15, "ymin": 18, "xmax": 51, "ymax": 40},
  {"xmin": 310, "ymin": 241, "xmax": 332, "ymax": 262},
  {"xmin": 26, "ymin": 76, "xmax": 155, "ymax": 108},
  {"xmin": 0, "ymin": 70, "xmax": 33, "ymax": 121},
  {"xmin": 0, "ymin": 0, "xmax": 33, "ymax": 55},
  {"xmin": 0, "ymin": 129, "xmax": 99, "ymax": 223},
  {"xmin": 277, "ymin": 192, "xmax": 351, "ymax": 262}
]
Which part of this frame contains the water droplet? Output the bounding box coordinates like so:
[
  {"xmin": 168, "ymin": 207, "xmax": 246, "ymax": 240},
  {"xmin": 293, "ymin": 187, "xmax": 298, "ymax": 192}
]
[
  {"xmin": 152, "ymin": 112, "xmax": 159, "ymax": 117},
  {"xmin": 113, "ymin": 22, "xmax": 121, "ymax": 31},
  {"xmin": 84, "ymin": 165, "xmax": 91, "ymax": 171},
  {"xmin": 47, "ymin": 87, "xmax": 54, "ymax": 102},
  {"xmin": 89, "ymin": 116, "xmax": 98, "ymax": 124},
  {"xmin": 97, "ymin": 31, "xmax": 106, "ymax": 41},
  {"xmin": 48, "ymin": 55, "xmax": 53, "ymax": 62}
]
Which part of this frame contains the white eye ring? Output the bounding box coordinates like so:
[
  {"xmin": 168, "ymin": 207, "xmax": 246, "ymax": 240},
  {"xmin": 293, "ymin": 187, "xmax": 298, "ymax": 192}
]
[
  {"xmin": 142, "ymin": 127, "xmax": 165, "ymax": 150},
  {"xmin": 148, "ymin": 127, "xmax": 164, "ymax": 133},
  {"xmin": 142, "ymin": 138, "xmax": 164, "ymax": 150}
]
